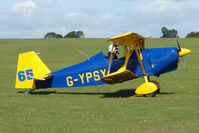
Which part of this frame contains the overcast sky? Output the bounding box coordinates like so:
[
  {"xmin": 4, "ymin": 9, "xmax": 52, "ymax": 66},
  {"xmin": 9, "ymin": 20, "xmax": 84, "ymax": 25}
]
[{"xmin": 1, "ymin": 0, "xmax": 199, "ymax": 38}]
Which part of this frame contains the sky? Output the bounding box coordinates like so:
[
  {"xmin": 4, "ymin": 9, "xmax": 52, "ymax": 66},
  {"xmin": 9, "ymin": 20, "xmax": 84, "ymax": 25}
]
[{"xmin": 0, "ymin": 0, "xmax": 199, "ymax": 38}]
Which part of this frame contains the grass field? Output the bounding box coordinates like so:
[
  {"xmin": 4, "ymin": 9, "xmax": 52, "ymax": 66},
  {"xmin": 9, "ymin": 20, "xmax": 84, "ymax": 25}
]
[{"xmin": 0, "ymin": 38, "xmax": 198, "ymax": 133}]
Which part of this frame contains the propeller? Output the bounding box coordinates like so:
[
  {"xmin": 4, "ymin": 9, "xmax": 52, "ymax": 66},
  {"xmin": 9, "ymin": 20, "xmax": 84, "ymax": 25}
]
[
  {"xmin": 176, "ymin": 38, "xmax": 186, "ymax": 69},
  {"xmin": 177, "ymin": 38, "xmax": 181, "ymax": 51}
]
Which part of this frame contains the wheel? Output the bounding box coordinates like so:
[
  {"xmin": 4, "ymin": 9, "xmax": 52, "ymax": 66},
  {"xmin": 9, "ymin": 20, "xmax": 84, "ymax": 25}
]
[
  {"xmin": 143, "ymin": 90, "xmax": 157, "ymax": 97},
  {"xmin": 151, "ymin": 81, "xmax": 160, "ymax": 94},
  {"xmin": 156, "ymin": 88, "xmax": 160, "ymax": 94}
]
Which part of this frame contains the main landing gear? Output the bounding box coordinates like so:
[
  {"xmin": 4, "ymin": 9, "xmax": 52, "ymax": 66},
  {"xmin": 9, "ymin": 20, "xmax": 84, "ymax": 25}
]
[
  {"xmin": 143, "ymin": 80, "xmax": 160, "ymax": 97},
  {"xmin": 135, "ymin": 76, "xmax": 160, "ymax": 97}
]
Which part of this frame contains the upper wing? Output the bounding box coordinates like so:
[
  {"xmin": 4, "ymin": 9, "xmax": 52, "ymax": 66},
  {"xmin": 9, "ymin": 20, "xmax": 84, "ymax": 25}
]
[{"xmin": 108, "ymin": 32, "xmax": 145, "ymax": 49}]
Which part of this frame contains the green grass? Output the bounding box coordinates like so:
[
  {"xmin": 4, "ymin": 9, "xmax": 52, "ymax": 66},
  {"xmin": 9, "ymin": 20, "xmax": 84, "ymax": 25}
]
[{"xmin": 0, "ymin": 38, "xmax": 199, "ymax": 133}]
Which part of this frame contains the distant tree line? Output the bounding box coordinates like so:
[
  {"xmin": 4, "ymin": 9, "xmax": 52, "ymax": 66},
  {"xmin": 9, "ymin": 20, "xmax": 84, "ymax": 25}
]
[
  {"xmin": 185, "ymin": 32, "xmax": 199, "ymax": 38},
  {"xmin": 161, "ymin": 26, "xmax": 199, "ymax": 38},
  {"xmin": 44, "ymin": 31, "xmax": 85, "ymax": 39},
  {"xmin": 44, "ymin": 28, "xmax": 199, "ymax": 39}
]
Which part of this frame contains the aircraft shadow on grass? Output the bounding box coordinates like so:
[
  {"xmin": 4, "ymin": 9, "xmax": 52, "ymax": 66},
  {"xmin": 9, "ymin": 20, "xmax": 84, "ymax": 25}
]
[
  {"xmin": 57, "ymin": 89, "xmax": 136, "ymax": 98},
  {"xmin": 18, "ymin": 89, "xmax": 175, "ymax": 98}
]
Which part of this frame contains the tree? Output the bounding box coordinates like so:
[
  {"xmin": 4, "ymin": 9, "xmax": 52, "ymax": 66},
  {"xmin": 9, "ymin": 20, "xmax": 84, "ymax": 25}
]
[
  {"xmin": 161, "ymin": 27, "xmax": 168, "ymax": 38},
  {"xmin": 44, "ymin": 32, "xmax": 57, "ymax": 39},
  {"xmin": 161, "ymin": 27, "xmax": 178, "ymax": 38},
  {"xmin": 76, "ymin": 31, "xmax": 85, "ymax": 38},
  {"xmin": 186, "ymin": 32, "xmax": 199, "ymax": 38},
  {"xmin": 64, "ymin": 31, "xmax": 77, "ymax": 38},
  {"xmin": 56, "ymin": 34, "xmax": 63, "ymax": 38},
  {"xmin": 44, "ymin": 32, "xmax": 63, "ymax": 39},
  {"xmin": 44, "ymin": 31, "xmax": 85, "ymax": 39},
  {"xmin": 64, "ymin": 31, "xmax": 85, "ymax": 38}
]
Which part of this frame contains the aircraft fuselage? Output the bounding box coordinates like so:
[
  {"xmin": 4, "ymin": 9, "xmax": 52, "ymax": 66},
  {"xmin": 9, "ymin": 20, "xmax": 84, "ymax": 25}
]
[{"xmin": 35, "ymin": 47, "xmax": 179, "ymax": 88}]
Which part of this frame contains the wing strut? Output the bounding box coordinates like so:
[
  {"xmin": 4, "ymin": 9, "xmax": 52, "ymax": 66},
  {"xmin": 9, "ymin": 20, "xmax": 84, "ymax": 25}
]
[
  {"xmin": 133, "ymin": 40, "xmax": 146, "ymax": 76},
  {"xmin": 107, "ymin": 44, "xmax": 114, "ymax": 75}
]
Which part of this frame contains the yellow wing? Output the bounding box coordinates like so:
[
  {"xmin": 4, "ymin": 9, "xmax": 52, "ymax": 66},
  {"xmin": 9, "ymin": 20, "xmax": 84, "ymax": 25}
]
[
  {"xmin": 108, "ymin": 32, "xmax": 145, "ymax": 49},
  {"xmin": 101, "ymin": 32, "xmax": 147, "ymax": 84}
]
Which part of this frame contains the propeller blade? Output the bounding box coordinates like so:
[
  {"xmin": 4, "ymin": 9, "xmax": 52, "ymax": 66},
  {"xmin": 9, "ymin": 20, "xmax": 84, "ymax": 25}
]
[
  {"xmin": 176, "ymin": 38, "xmax": 181, "ymax": 51},
  {"xmin": 177, "ymin": 39, "xmax": 186, "ymax": 69},
  {"xmin": 181, "ymin": 57, "xmax": 186, "ymax": 69}
]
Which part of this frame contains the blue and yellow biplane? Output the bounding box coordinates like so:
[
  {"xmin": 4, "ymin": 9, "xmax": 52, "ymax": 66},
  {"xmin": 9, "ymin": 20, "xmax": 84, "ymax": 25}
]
[{"xmin": 15, "ymin": 32, "xmax": 191, "ymax": 97}]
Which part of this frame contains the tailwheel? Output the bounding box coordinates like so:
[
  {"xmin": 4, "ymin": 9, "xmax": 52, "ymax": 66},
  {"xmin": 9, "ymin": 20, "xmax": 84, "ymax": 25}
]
[{"xmin": 24, "ymin": 89, "xmax": 35, "ymax": 94}]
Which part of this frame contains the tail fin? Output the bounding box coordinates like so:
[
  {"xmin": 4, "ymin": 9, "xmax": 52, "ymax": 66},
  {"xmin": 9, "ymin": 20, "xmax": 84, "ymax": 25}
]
[{"xmin": 15, "ymin": 51, "xmax": 51, "ymax": 89}]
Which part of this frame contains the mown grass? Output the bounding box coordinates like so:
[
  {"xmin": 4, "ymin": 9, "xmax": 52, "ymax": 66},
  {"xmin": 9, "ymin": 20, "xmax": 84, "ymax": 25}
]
[{"xmin": 0, "ymin": 38, "xmax": 198, "ymax": 133}]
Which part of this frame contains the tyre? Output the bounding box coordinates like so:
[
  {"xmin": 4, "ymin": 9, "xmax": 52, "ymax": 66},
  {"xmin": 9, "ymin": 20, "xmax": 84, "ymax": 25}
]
[
  {"xmin": 151, "ymin": 81, "xmax": 160, "ymax": 94},
  {"xmin": 143, "ymin": 90, "xmax": 157, "ymax": 97}
]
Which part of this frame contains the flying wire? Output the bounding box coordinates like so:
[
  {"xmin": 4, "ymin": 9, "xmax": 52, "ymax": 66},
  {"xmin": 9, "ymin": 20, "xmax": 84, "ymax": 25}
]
[{"xmin": 72, "ymin": 47, "xmax": 90, "ymax": 60}]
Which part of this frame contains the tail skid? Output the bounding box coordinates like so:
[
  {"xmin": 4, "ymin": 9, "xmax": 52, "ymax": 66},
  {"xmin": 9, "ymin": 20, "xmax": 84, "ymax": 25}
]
[{"xmin": 15, "ymin": 51, "xmax": 51, "ymax": 89}]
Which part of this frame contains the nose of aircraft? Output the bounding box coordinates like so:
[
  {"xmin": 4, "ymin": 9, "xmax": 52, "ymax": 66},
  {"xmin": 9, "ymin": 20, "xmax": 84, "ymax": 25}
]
[{"xmin": 178, "ymin": 48, "xmax": 191, "ymax": 57}]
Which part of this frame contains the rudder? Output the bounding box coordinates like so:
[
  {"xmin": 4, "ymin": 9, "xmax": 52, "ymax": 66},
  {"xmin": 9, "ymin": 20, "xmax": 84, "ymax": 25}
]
[{"xmin": 15, "ymin": 51, "xmax": 51, "ymax": 89}]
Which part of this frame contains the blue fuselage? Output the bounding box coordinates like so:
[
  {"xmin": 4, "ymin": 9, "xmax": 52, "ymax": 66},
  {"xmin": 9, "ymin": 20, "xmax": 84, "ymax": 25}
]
[{"xmin": 35, "ymin": 47, "xmax": 179, "ymax": 89}]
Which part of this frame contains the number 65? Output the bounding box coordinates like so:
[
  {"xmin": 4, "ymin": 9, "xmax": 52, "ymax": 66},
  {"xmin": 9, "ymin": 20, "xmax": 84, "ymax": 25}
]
[{"xmin": 18, "ymin": 69, "xmax": 34, "ymax": 81}]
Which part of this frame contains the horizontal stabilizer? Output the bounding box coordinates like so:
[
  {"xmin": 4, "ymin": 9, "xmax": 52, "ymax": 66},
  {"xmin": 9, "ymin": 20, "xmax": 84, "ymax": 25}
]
[{"xmin": 34, "ymin": 74, "xmax": 53, "ymax": 81}]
